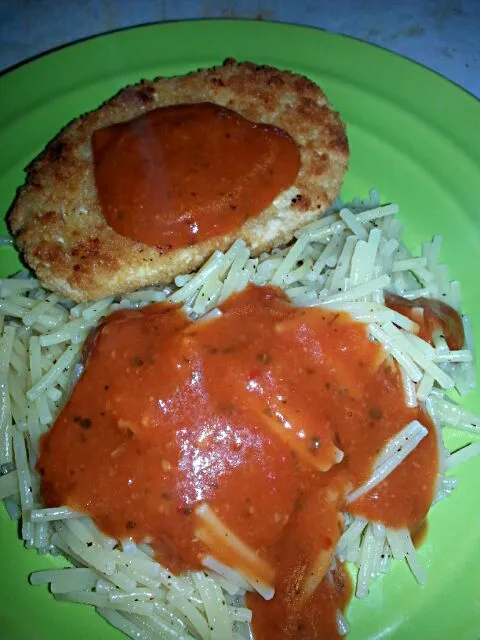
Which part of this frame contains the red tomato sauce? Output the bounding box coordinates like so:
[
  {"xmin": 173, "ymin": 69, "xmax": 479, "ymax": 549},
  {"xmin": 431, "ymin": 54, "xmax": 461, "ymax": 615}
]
[
  {"xmin": 92, "ymin": 103, "xmax": 300, "ymax": 251},
  {"xmin": 384, "ymin": 291, "xmax": 464, "ymax": 350},
  {"xmin": 38, "ymin": 285, "xmax": 438, "ymax": 638}
]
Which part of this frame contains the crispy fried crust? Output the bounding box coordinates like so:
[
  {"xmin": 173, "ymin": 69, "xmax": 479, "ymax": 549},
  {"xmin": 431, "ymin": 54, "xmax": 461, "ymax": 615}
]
[{"xmin": 9, "ymin": 59, "xmax": 349, "ymax": 301}]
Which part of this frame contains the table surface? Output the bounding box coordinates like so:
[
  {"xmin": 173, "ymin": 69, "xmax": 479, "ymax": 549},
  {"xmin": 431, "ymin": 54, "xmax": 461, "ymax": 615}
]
[{"xmin": 0, "ymin": 0, "xmax": 479, "ymax": 99}]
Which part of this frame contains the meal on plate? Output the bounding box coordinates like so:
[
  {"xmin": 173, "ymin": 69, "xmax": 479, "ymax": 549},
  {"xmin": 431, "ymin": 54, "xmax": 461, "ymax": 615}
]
[{"xmin": 1, "ymin": 59, "xmax": 478, "ymax": 640}]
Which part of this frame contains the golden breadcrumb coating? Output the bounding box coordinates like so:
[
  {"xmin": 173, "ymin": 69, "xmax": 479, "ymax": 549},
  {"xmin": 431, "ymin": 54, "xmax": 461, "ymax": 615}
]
[{"xmin": 9, "ymin": 59, "xmax": 349, "ymax": 301}]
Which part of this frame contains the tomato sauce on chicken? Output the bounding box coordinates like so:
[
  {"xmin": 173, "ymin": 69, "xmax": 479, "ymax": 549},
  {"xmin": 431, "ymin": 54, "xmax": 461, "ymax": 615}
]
[{"xmin": 92, "ymin": 103, "xmax": 300, "ymax": 251}]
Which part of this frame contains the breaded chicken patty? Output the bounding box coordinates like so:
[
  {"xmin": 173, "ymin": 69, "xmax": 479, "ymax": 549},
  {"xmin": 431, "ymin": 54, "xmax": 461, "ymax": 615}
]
[{"xmin": 9, "ymin": 59, "xmax": 349, "ymax": 302}]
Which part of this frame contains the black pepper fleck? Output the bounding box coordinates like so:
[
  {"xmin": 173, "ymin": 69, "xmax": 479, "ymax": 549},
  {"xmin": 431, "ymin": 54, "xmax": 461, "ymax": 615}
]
[{"xmin": 73, "ymin": 415, "xmax": 92, "ymax": 429}]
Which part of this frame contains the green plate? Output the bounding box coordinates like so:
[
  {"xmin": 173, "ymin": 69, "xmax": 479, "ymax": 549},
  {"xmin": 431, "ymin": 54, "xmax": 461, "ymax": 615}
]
[{"xmin": 0, "ymin": 19, "xmax": 479, "ymax": 640}]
